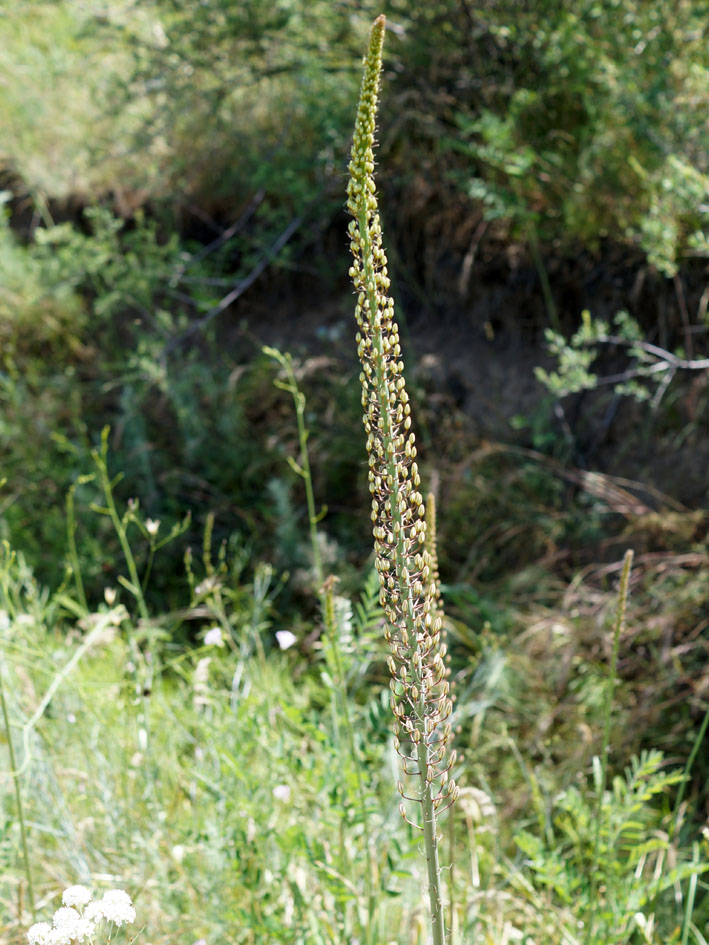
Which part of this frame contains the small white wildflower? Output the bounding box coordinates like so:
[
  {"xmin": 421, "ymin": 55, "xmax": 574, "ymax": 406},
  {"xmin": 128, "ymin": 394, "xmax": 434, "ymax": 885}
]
[
  {"xmin": 30, "ymin": 886, "xmax": 135, "ymax": 945},
  {"xmin": 500, "ymin": 923, "xmax": 524, "ymax": 942},
  {"xmin": 62, "ymin": 885, "xmax": 92, "ymax": 908},
  {"xmin": 67, "ymin": 713, "xmax": 77, "ymax": 724},
  {"xmin": 334, "ymin": 596, "xmax": 354, "ymax": 639},
  {"xmin": 104, "ymin": 587, "xmax": 117, "ymax": 606},
  {"xmin": 204, "ymin": 626, "xmax": 224, "ymax": 647},
  {"xmin": 84, "ymin": 901, "xmax": 102, "ymax": 923},
  {"xmin": 46, "ymin": 930, "xmax": 69, "ymax": 945},
  {"xmin": 52, "ymin": 907, "xmax": 81, "ymax": 929},
  {"xmin": 194, "ymin": 575, "xmax": 218, "ymax": 596},
  {"xmin": 171, "ymin": 844, "xmax": 186, "ymax": 863},
  {"xmin": 72, "ymin": 918, "xmax": 95, "ymax": 943},
  {"xmin": 96, "ymin": 889, "xmax": 136, "ymax": 926},
  {"xmin": 272, "ymin": 784, "xmax": 291, "ymax": 803},
  {"xmin": 275, "ymin": 630, "xmax": 297, "ymax": 650},
  {"xmin": 456, "ymin": 786, "xmax": 496, "ymax": 824},
  {"xmin": 27, "ymin": 922, "xmax": 52, "ymax": 945},
  {"xmin": 193, "ymin": 656, "xmax": 211, "ymax": 708},
  {"xmin": 50, "ymin": 907, "xmax": 95, "ymax": 944},
  {"xmin": 145, "ymin": 518, "xmax": 160, "ymax": 537}
]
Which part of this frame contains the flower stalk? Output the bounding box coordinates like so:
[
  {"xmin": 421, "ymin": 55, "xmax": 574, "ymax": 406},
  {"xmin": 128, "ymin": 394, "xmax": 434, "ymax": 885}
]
[
  {"xmin": 587, "ymin": 548, "xmax": 634, "ymax": 944},
  {"xmin": 0, "ymin": 665, "xmax": 35, "ymax": 919},
  {"xmin": 347, "ymin": 17, "xmax": 456, "ymax": 945}
]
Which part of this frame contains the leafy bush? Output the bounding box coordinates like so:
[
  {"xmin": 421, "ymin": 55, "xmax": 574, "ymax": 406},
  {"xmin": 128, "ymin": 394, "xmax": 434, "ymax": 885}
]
[
  {"xmin": 448, "ymin": 1, "xmax": 709, "ymax": 275},
  {"xmin": 514, "ymin": 751, "xmax": 702, "ymax": 944}
]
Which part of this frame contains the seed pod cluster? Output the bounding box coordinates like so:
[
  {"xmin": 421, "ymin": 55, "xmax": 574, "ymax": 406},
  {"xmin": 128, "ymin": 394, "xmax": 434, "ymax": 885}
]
[{"xmin": 346, "ymin": 15, "xmax": 456, "ymax": 823}]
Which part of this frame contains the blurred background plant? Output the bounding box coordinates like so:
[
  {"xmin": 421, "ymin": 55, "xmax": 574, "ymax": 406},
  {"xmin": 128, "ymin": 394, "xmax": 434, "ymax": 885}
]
[{"xmin": 0, "ymin": 1, "xmax": 708, "ymax": 942}]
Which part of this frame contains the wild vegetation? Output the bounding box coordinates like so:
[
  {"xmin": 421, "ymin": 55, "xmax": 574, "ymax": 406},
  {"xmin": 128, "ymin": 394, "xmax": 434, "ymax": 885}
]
[{"xmin": 1, "ymin": 2, "xmax": 708, "ymax": 944}]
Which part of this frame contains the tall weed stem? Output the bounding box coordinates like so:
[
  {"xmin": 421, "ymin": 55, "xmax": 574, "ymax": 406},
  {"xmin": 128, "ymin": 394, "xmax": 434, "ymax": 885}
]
[
  {"xmin": 66, "ymin": 484, "xmax": 88, "ymax": 614},
  {"xmin": 91, "ymin": 426, "xmax": 150, "ymax": 622},
  {"xmin": 587, "ymin": 548, "xmax": 633, "ymax": 944},
  {"xmin": 265, "ymin": 346, "xmax": 376, "ymax": 943},
  {"xmin": 347, "ymin": 18, "xmax": 456, "ymax": 945},
  {"xmin": 263, "ymin": 347, "xmax": 324, "ymax": 586},
  {"xmin": 0, "ymin": 666, "xmax": 35, "ymax": 918}
]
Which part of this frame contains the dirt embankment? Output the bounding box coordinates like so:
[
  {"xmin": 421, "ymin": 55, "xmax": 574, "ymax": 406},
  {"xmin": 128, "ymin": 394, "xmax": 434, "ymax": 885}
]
[{"xmin": 225, "ymin": 213, "xmax": 709, "ymax": 509}]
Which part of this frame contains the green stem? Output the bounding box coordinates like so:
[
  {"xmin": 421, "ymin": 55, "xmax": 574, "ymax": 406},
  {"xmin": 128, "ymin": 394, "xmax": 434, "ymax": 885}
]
[
  {"xmin": 587, "ymin": 548, "xmax": 633, "ymax": 945},
  {"xmin": 529, "ymin": 228, "xmax": 560, "ymax": 333},
  {"xmin": 323, "ymin": 579, "xmax": 376, "ymax": 943},
  {"xmin": 673, "ymin": 703, "xmax": 709, "ymax": 830},
  {"xmin": 0, "ymin": 666, "xmax": 35, "ymax": 918},
  {"xmin": 680, "ymin": 843, "xmax": 700, "ymax": 945},
  {"xmin": 419, "ymin": 742, "xmax": 445, "ymax": 945},
  {"xmin": 94, "ymin": 429, "xmax": 150, "ymax": 622},
  {"xmin": 265, "ymin": 348, "xmax": 375, "ymax": 943},
  {"xmin": 292, "ymin": 383, "xmax": 323, "ymax": 590},
  {"xmin": 448, "ymin": 805, "xmax": 455, "ymax": 945},
  {"xmin": 263, "ymin": 348, "xmax": 323, "ymax": 585},
  {"xmin": 66, "ymin": 486, "xmax": 88, "ymax": 614}
]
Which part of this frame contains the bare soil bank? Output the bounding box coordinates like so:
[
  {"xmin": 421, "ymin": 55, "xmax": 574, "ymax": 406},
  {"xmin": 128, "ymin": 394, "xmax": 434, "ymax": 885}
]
[{"xmin": 218, "ymin": 220, "xmax": 709, "ymax": 509}]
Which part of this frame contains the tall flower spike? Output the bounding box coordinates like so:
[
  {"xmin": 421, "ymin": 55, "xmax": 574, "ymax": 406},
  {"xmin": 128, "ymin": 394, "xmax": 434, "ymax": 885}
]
[
  {"xmin": 425, "ymin": 493, "xmax": 443, "ymax": 614},
  {"xmin": 347, "ymin": 17, "xmax": 456, "ymax": 945}
]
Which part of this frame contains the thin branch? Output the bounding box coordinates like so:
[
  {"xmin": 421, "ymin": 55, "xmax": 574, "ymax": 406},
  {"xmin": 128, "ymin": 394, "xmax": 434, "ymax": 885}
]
[
  {"xmin": 597, "ymin": 335, "xmax": 709, "ymax": 371},
  {"xmin": 651, "ymin": 365, "xmax": 677, "ymax": 409},
  {"xmin": 163, "ymin": 215, "xmax": 302, "ymax": 356},
  {"xmin": 170, "ymin": 188, "xmax": 266, "ymax": 281},
  {"xmin": 674, "ymin": 273, "xmax": 693, "ymax": 360},
  {"xmin": 590, "ymin": 361, "xmax": 672, "ymax": 387}
]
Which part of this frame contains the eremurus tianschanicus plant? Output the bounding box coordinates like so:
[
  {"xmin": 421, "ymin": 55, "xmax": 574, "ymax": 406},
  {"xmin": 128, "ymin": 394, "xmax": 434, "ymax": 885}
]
[{"xmin": 347, "ymin": 16, "xmax": 457, "ymax": 944}]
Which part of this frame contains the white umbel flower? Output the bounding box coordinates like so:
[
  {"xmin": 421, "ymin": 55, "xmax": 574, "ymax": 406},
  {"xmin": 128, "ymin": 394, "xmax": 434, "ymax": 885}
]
[
  {"xmin": 61, "ymin": 886, "xmax": 92, "ymax": 908},
  {"xmin": 27, "ymin": 923, "xmax": 52, "ymax": 945},
  {"xmin": 28, "ymin": 885, "xmax": 136, "ymax": 945},
  {"xmin": 52, "ymin": 907, "xmax": 81, "ymax": 930},
  {"xmin": 94, "ymin": 889, "xmax": 136, "ymax": 925},
  {"xmin": 50, "ymin": 907, "xmax": 94, "ymax": 944}
]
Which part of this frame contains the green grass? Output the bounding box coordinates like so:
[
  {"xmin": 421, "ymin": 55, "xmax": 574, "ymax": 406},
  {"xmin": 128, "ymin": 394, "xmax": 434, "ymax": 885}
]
[
  {"xmin": 0, "ymin": 540, "xmax": 430, "ymax": 944},
  {"xmin": 1, "ymin": 396, "xmax": 708, "ymax": 945}
]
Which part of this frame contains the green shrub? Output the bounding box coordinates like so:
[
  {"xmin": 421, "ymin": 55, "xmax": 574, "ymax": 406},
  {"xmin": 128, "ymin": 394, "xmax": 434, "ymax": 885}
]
[{"xmin": 448, "ymin": 1, "xmax": 709, "ymax": 275}]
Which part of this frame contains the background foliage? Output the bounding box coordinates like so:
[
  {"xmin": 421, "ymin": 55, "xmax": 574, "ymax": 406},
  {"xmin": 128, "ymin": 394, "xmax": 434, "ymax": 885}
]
[{"xmin": 0, "ymin": 1, "xmax": 708, "ymax": 942}]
